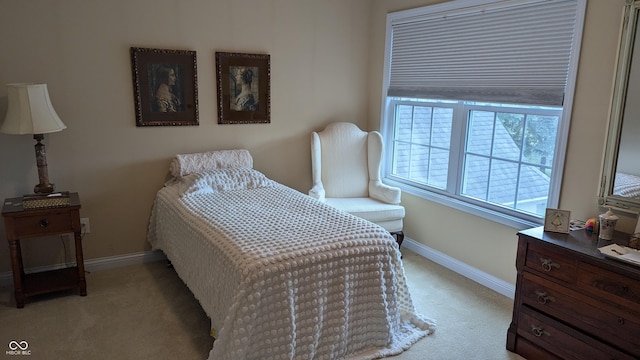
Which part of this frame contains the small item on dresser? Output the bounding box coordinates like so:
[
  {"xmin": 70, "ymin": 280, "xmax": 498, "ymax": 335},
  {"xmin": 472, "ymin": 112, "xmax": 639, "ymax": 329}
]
[
  {"xmin": 598, "ymin": 208, "xmax": 618, "ymax": 240},
  {"xmin": 630, "ymin": 235, "xmax": 640, "ymax": 249},
  {"xmin": 543, "ymin": 208, "xmax": 571, "ymax": 233},
  {"xmin": 598, "ymin": 243, "xmax": 640, "ymax": 266},
  {"xmin": 585, "ymin": 217, "xmax": 599, "ymax": 234},
  {"xmin": 569, "ymin": 219, "xmax": 585, "ymax": 231}
]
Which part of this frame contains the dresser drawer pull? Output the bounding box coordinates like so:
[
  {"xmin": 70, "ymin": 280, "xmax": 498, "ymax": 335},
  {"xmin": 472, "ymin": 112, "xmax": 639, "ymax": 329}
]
[
  {"xmin": 39, "ymin": 219, "xmax": 49, "ymax": 228},
  {"xmin": 531, "ymin": 325, "xmax": 550, "ymax": 337},
  {"xmin": 535, "ymin": 290, "xmax": 555, "ymax": 304},
  {"xmin": 618, "ymin": 317, "xmax": 625, "ymax": 325},
  {"xmin": 539, "ymin": 258, "xmax": 560, "ymax": 272}
]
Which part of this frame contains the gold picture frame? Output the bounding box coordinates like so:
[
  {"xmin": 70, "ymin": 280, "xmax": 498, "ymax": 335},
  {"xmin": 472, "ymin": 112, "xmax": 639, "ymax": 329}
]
[
  {"xmin": 215, "ymin": 52, "xmax": 270, "ymax": 124},
  {"xmin": 130, "ymin": 47, "xmax": 199, "ymax": 127},
  {"xmin": 544, "ymin": 208, "xmax": 571, "ymax": 233}
]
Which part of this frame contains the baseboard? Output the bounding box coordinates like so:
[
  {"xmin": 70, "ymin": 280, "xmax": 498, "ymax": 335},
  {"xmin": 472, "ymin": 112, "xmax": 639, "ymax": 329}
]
[
  {"xmin": 403, "ymin": 237, "xmax": 516, "ymax": 299},
  {"xmin": 0, "ymin": 250, "xmax": 167, "ymax": 287}
]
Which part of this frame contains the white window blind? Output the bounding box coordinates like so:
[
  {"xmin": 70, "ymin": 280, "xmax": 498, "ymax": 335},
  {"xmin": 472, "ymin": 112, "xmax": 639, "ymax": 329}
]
[{"xmin": 388, "ymin": 0, "xmax": 580, "ymax": 106}]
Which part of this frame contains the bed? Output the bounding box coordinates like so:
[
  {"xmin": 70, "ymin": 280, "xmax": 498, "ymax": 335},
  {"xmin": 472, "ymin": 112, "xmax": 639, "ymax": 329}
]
[{"xmin": 147, "ymin": 149, "xmax": 435, "ymax": 359}]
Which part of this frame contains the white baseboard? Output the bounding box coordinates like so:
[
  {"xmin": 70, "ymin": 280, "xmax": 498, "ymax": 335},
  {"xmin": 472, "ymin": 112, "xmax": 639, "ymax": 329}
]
[
  {"xmin": 403, "ymin": 237, "xmax": 515, "ymax": 299},
  {"xmin": 0, "ymin": 250, "xmax": 167, "ymax": 287}
]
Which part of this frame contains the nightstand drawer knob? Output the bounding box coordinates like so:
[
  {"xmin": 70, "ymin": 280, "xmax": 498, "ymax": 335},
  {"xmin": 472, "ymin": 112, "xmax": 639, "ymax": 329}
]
[
  {"xmin": 618, "ymin": 317, "xmax": 625, "ymax": 325},
  {"xmin": 540, "ymin": 258, "xmax": 560, "ymax": 272},
  {"xmin": 39, "ymin": 219, "xmax": 49, "ymax": 228}
]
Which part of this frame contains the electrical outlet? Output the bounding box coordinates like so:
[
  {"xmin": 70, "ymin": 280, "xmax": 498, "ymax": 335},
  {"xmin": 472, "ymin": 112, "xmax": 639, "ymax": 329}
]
[{"xmin": 80, "ymin": 218, "xmax": 91, "ymax": 233}]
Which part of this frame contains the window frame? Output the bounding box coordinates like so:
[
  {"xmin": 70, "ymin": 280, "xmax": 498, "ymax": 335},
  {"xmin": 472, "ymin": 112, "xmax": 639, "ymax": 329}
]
[{"xmin": 379, "ymin": 0, "xmax": 586, "ymax": 230}]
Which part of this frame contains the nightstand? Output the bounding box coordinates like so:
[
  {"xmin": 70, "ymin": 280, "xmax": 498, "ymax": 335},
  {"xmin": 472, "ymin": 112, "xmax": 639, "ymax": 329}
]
[{"xmin": 2, "ymin": 192, "xmax": 87, "ymax": 308}]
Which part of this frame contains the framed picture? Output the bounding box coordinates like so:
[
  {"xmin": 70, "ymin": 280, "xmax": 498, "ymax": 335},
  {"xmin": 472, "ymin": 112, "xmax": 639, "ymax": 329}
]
[
  {"xmin": 544, "ymin": 208, "xmax": 571, "ymax": 233},
  {"xmin": 130, "ymin": 47, "xmax": 198, "ymax": 127},
  {"xmin": 215, "ymin": 52, "xmax": 270, "ymax": 124}
]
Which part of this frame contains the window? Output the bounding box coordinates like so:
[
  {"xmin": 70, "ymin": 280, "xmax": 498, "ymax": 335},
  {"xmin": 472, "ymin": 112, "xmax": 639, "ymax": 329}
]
[{"xmin": 381, "ymin": 0, "xmax": 586, "ymax": 228}]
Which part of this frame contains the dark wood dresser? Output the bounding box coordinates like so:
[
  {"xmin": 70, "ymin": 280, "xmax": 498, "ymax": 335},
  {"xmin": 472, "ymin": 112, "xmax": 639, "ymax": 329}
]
[{"xmin": 507, "ymin": 226, "xmax": 640, "ymax": 360}]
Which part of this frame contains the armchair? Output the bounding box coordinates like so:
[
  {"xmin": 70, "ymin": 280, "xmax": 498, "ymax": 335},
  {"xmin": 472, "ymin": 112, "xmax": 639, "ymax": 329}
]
[{"xmin": 309, "ymin": 122, "xmax": 405, "ymax": 247}]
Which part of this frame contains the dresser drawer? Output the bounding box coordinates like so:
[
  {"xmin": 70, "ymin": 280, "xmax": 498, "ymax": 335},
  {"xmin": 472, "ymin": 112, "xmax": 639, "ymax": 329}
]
[
  {"xmin": 10, "ymin": 212, "xmax": 75, "ymax": 238},
  {"xmin": 521, "ymin": 272, "xmax": 640, "ymax": 355},
  {"xmin": 517, "ymin": 306, "xmax": 635, "ymax": 360},
  {"xmin": 524, "ymin": 241, "xmax": 578, "ymax": 283},
  {"xmin": 578, "ymin": 262, "xmax": 640, "ymax": 311}
]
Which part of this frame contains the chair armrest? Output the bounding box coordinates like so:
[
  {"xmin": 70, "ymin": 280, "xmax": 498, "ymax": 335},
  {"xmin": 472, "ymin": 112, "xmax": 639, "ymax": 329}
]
[
  {"xmin": 369, "ymin": 180, "xmax": 401, "ymax": 204},
  {"xmin": 309, "ymin": 183, "xmax": 326, "ymax": 202}
]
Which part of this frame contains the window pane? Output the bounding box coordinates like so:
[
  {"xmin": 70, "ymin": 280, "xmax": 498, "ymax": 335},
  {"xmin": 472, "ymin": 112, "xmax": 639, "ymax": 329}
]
[
  {"xmin": 467, "ymin": 111, "xmax": 495, "ymax": 156},
  {"xmin": 494, "ymin": 113, "xmax": 524, "ymax": 161},
  {"xmin": 409, "ymin": 144, "xmax": 429, "ymax": 184},
  {"xmin": 428, "ymin": 148, "xmax": 449, "ymax": 189},
  {"xmin": 391, "ymin": 103, "xmax": 453, "ymax": 190},
  {"xmin": 395, "ymin": 105, "xmax": 413, "ymax": 140},
  {"xmin": 392, "ymin": 141, "xmax": 410, "ymax": 178},
  {"xmin": 388, "ymin": 99, "xmax": 560, "ymax": 223},
  {"xmin": 487, "ymin": 159, "xmax": 518, "ymax": 207},
  {"xmin": 516, "ymin": 164, "xmax": 551, "ymax": 216},
  {"xmin": 462, "ymin": 107, "xmax": 556, "ymax": 216},
  {"xmin": 432, "ymin": 108, "xmax": 453, "ymax": 148},
  {"xmin": 522, "ymin": 115, "xmax": 558, "ymax": 171},
  {"xmin": 462, "ymin": 154, "xmax": 489, "ymax": 201},
  {"xmin": 412, "ymin": 106, "xmax": 432, "ymax": 145}
]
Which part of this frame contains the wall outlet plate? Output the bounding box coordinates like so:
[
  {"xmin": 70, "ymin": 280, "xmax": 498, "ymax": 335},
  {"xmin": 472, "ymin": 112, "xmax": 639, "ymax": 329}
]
[{"xmin": 80, "ymin": 218, "xmax": 90, "ymax": 233}]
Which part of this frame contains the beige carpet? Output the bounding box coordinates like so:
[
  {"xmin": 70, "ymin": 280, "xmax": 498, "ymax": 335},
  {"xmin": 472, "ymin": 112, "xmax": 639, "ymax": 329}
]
[{"xmin": 0, "ymin": 250, "xmax": 524, "ymax": 360}]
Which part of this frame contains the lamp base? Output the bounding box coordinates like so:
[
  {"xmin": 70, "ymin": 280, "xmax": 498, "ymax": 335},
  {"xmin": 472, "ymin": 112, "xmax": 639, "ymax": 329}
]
[
  {"xmin": 34, "ymin": 183, "xmax": 55, "ymax": 194},
  {"xmin": 33, "ymin": 134, "xmax": 55, "ymax": 195}
]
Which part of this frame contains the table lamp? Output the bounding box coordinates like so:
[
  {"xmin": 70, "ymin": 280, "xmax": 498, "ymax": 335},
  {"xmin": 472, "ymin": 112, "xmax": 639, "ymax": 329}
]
[{"xmin": 1, "ymin": 83, "xmax": 66, "ymax": 194}]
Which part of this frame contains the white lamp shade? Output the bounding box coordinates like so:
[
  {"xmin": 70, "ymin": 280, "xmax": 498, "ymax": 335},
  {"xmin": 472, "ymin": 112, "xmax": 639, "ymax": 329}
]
[{"xmin": 1, "ymin": 83, "xmax": 66, "ymax": 135}]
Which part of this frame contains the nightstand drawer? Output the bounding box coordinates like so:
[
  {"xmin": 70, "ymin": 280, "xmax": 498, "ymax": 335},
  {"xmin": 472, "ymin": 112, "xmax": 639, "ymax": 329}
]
[
  {"xmin": 579, "ymin": 262, "xmax": 640, "ymax": 309},
  {"xmin": 517, "ymin": 306, "xmax": 635, "ymax": 360},
  {"xmin": 524, "ymin": 241, "xmax": 578, "ymax": 283},
  {"xmin": 521, "ymin": 272, "xmax": 640, "ymax": 355},
  {"xmin": 10, "ymin": 212, "xmax": 74, "ymax": 238}
]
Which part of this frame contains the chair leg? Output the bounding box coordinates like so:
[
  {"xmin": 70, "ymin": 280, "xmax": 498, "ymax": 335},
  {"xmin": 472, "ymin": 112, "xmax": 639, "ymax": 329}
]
[
  {"xmin": 390, "ymin": 231, "xmax": 404, "ymax": 259},
  {"xmin": 390, "ymin": 231, "xmax": 404, "ymax": 248}
]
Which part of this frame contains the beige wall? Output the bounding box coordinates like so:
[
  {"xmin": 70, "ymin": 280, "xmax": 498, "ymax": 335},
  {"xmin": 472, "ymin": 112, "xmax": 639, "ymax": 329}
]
[
  {"xmin": 0, "ymin": 0, "xmax": 371, "ymax": 272},
  {"xmin": 369, "ymin": 0, "xmax": 626, "ymax": 284},
  {"xmin": 0, "ymin": 0, "xmax": 628, "ymax": 287}
]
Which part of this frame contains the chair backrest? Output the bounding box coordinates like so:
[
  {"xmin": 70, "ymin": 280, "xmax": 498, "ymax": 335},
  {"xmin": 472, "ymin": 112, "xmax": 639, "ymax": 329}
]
[{"xmin": 313, "ymin": 122, "xmax": 372, "ymax": 198}]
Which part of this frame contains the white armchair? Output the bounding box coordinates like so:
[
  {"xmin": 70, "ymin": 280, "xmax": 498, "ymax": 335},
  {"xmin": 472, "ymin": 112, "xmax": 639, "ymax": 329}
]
[{"xmin": 309, "ymin": 122, "xmax": 405, "ymax": 247}]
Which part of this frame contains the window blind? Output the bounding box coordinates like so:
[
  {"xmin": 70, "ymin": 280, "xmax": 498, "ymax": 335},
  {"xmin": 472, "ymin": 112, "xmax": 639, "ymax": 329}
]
[{"xmin": 387, "ymin": 0, "xmax": 580, "ymax": 106}]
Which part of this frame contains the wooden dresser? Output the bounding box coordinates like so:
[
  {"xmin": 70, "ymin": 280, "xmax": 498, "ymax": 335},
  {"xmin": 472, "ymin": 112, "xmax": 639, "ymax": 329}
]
[{"xmin": 507, "ymin": 227, "xmax": 640, "ymax": 360}]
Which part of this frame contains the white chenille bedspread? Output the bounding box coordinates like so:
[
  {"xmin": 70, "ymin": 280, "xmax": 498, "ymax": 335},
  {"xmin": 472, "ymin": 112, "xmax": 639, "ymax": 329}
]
[
  {"xmin": 147, "ymin": 169, "xmax": 435, "ymax": 360},
  {"xmin": 614, "ymin": 172, "xmax": 640, "ymax": 198}
]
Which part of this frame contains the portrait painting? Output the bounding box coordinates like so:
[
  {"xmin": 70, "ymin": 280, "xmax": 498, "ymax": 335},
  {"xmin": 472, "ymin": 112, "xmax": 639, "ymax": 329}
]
[
  {"xmin": 130, "ymin": 47, "xmax": 198, "ymax": 126},
  {"xmin": 216, "ymin": 52, "xmax": 270, "ymax": 124}
]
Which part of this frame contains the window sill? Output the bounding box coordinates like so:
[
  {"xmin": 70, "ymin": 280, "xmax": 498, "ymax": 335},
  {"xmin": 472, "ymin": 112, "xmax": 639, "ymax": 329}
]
[{"xmin": 385, "ymin": 178, "xmax": 540, "ymax": 231}]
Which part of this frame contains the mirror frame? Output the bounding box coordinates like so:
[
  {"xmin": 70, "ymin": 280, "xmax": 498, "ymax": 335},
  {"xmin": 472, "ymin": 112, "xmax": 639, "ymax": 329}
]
[{"xmin": 600, "ymin": 0, "xmax": 640, "ymax": 212}]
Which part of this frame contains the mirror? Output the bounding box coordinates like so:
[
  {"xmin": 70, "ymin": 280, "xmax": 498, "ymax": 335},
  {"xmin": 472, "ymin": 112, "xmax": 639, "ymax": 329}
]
[{"xmin": 600, "ymin": 1, "xmax": 640, "ymax": 212}]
